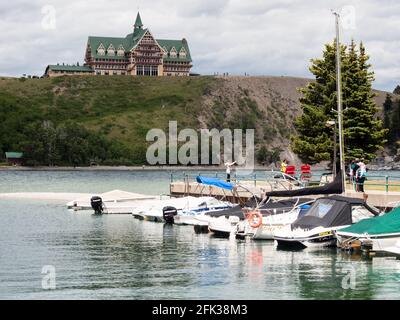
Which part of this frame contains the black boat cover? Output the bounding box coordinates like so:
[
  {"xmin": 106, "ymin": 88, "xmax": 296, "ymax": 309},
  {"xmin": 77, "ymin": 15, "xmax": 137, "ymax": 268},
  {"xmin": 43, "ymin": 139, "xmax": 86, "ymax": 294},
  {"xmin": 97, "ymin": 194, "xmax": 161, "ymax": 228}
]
[
  {"xmin": 206, "ymin": 197, "xmax": 315, "ymax": 219},
  {"xmin": 265, "ymin": 171, "xmax": 343, "ymax": 198},
  {"xmin": 291, "ymin": 195, "xmax": 378, "ymax": 230}
]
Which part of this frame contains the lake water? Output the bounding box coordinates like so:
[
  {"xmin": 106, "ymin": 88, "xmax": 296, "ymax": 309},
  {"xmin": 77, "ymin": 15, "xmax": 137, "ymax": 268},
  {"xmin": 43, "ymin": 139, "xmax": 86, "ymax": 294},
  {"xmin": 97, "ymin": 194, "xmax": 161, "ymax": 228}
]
[{"xmin": 1, "ymin": 170, "xmax": 400, "ymax": 299}]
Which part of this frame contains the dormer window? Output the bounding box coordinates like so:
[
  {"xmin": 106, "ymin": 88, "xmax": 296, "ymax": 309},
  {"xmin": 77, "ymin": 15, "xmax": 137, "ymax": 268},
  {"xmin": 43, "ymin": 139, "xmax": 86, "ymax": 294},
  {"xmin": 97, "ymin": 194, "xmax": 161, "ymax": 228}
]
[
  {"xmin": 162, "ymin": 47, "xmax": 168, "ymax": 57},
  {"xmin": 107, "ymin": 44, "xmax": 115, "ymax": 56},
  {"xmin": 97, "ymin": 43, "xmax": 105, "ymax": 56},
  {"xmin": 179, "ymin": 47, "xmax": 187, "ymax": 58},
  {"xmin": 170, "ymin": 47, "xmax": 177, "ymax": 58},
  {"xmin": 117, "ymin": 45, "xmax": 125, "ymax": 56}
]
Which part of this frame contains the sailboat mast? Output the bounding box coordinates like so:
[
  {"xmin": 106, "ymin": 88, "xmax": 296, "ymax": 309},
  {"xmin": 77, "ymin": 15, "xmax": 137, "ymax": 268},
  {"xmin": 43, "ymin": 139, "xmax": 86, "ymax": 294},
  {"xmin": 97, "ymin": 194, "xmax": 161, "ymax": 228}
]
[{"xmin": 333, "ymin": 11, "xmax": 346, "ymax": 193}]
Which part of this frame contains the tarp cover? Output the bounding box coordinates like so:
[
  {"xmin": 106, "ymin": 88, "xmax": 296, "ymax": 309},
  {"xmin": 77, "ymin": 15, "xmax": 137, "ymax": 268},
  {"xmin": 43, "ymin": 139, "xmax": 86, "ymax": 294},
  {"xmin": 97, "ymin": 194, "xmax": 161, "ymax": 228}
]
[
  {"xmin": 196, "ymin": 176, "xmax": 234, "ymax": 190},
  {"xmin": 292, "ymin": 196, "xmax": 361, "ymax": 230},
  {"xmin": 206, "ymin": 198, "xmax": 314, "ymax": 219},
  {"xmin": 265, "ymin": 171, "xmax": 343, "ymax": 198},
  {"xmin": 206, "ymin": 205, "xmax": 245, "ymax": 218},
  {"xmin": 339, "ymin": 207, "xmax": 400, "ymax": 235}
]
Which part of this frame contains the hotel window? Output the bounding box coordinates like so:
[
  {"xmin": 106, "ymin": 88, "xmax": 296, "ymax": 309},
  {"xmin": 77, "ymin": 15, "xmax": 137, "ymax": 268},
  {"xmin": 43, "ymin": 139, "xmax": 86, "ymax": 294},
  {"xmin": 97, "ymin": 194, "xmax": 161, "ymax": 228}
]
[{"xmin": 136, "ymin": 65, "xmax": 144, "ymax": 76}]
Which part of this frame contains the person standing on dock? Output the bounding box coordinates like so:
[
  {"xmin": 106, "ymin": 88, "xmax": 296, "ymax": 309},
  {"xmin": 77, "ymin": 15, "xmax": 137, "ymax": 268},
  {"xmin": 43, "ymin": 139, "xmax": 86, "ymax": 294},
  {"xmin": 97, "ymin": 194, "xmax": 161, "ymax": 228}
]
[
  {"xmin": 349, "ymin": 159, "xmax": 356, "ymax": 184},
  {"xmin": 281, "ymin": 159, "xmax": 288, "ymax": 174},
  {"xmin": 225, "ymin": 161, "xmax": 236, "ymax": 182},
  {"xmin": 352, "ymin": 159, "xmax": 360, "ymax": 191},
  {"xmin": 356, "ymin": 159, "xmax": 368, "ymax": 200}
]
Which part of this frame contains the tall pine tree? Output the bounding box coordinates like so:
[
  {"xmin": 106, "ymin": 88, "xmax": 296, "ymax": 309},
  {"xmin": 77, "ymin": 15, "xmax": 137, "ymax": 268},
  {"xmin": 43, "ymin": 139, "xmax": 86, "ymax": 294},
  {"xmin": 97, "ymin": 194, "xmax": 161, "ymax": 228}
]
[
  {"xmin": 342, "ymin": 41, "xmax": 387, "ymax": 160},
  {"xmin": 291, "ymin": 41, "xmax": 347, "ymax": 164},
  {"xmin": 291, "ymin": 40, "xmax": 387, "ymax": 164}
]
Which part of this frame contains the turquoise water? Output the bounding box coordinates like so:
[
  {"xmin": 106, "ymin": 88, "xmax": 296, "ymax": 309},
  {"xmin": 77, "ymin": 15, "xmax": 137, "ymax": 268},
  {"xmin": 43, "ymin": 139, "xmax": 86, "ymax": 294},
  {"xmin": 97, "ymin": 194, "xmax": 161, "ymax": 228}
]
[{"xmin": 0, "ymin": 170, "xmax": 400, "ymax": 299}]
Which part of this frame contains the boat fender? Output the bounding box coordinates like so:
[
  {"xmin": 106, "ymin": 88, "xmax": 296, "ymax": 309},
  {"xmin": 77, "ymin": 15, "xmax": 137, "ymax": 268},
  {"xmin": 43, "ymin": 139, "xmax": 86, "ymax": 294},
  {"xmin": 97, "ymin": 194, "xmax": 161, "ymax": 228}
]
[
  {"xmin": 247, "ymin": 211, "xmax": 263, "ymax": 228},
  {"xmin": 163, "ymin": 206, "xmax": 178, "ymax": 224},
  {"xmin": 90, "ymin": 196, "xmax": 104, "ymax": 215}
]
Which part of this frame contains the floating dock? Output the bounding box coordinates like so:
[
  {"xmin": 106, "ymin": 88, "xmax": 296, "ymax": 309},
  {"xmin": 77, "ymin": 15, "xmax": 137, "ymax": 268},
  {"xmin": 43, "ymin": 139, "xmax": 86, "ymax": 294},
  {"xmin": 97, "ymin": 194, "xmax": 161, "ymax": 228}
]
[{"xmin": 170, "ymin": 181, "xmax": 400, "ymax": 209}]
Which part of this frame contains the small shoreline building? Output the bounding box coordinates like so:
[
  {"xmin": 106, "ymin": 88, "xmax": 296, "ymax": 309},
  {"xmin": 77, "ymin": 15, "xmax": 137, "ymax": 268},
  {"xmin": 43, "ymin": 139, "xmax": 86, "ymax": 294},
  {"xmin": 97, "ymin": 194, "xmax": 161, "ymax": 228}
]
[
  {"xmin": 5, "ymin": 152, "xmax": 23, "ymax": 166},
  {"xmin": 45, "ymin": 12, "xmax": 192, "ymax": 77}
]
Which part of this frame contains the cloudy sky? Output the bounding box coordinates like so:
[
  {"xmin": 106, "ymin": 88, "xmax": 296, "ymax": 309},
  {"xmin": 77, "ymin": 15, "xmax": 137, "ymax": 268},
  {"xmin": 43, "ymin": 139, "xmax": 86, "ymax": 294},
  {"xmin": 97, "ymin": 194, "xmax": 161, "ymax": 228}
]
[{"xmin": 0, "ymin": 0, "xmax": 399, "ymax": 91}]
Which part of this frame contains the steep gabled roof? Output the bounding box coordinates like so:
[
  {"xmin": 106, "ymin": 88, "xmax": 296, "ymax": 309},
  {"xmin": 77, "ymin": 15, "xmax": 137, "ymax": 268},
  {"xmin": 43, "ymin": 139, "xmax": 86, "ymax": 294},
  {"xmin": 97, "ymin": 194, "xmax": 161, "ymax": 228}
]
[
  {"xmin": 86, "ymin": 32, "xmax": 192, "ymax": 63},
  {"xmin": 157, "ymin": 39, "xmax": 192, "ymax": 62},
  {"xmin": 87, "ymin": 36, "xmax": 129, "ymax": 60}
]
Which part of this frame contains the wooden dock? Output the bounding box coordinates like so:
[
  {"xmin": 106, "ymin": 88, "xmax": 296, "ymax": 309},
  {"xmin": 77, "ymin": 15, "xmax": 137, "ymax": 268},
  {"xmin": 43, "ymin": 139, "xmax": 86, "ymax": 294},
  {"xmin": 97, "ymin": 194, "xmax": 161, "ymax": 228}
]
[{"xmin": 170, "ymin": 181, "xmax": 400, "ymax": 209}]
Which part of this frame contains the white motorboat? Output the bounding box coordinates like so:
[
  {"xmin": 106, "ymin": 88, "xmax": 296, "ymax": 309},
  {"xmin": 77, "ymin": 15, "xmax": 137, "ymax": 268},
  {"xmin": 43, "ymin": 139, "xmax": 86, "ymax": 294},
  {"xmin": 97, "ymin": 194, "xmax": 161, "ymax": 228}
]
[
  {"xmin": 68, "ymin": 189, "xmax": 162, "ymax": 214},
  {"xmin": 235, "ymin": 198, "xmax": 315, "ymax": 240},
  {"xmin": 273, "ymin": 196, "xmax": 380, "ymax": 250},
  {"xmin": 381, "ymin": 240, "xmax": 400, "ymax": 256},
  {"xmin": 131, "ymin": 196, "xmax": 233, "ymax": 224}
]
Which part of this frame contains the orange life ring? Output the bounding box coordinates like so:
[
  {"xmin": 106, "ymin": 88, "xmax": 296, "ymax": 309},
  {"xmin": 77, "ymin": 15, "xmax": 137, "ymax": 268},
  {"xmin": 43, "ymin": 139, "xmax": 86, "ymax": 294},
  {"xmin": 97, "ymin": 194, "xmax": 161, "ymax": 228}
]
[{"xmin": 247, "ymin": 211, "xmax": 263, "ymax": 228}]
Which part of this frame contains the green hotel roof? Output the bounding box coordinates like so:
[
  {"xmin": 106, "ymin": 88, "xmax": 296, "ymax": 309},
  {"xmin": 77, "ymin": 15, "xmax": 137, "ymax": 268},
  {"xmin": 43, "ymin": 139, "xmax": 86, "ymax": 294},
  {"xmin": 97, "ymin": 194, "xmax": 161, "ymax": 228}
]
[
  {"xmin": 5, "ymin": 152, "xmax": 23, "ymax": 159},
  {"xmin": 47, "ymin": 65, "xmax": 93, "ymax": 72},
  {"xmin": 87, "ymin": 29, "xmax": 192, "ymax": 62}
]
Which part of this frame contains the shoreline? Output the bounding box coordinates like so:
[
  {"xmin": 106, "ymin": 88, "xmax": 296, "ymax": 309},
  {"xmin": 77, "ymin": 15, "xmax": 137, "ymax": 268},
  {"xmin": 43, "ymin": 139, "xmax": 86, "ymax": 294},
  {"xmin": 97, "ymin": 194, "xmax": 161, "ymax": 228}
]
[
  {"xmin": 0, "ymin": 164, "xmax": 396, "ymax": 172},
  {"xmin": 0, "ymin": 165, "xmax": 329, "ymax": 172}
]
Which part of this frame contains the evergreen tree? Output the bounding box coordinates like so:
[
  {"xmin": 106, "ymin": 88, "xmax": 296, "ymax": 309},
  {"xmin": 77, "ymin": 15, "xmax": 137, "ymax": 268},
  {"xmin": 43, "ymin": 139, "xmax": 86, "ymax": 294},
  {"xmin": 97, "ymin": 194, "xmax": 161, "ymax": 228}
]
[
  {"xmin": 383, "ymin": 93, "xmax": 393, "ymax": 112},
  {"xmin": 394, "ymin": 85, "xmax": 400, "ymax": 95},
  {"xmin": 291, "ymin": 40, "xmax": 387, "ymax": 164},
  {"xmin": 342, "ymin": 41, "xmax": 387, "ymax": 160},
  {"xmin": 291, "ymin": 40, "xmax": 347, "ymax": 164},
  {"xmin": 391, "ymin": 99, "xmax": 400, "ymax": 142}
]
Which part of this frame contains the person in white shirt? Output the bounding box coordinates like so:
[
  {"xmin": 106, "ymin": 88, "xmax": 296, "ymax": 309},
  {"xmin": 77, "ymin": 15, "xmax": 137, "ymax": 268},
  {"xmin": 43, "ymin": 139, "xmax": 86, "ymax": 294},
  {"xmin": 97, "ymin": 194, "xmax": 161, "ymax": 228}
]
[
  {"xmin": 225, "ymin": 161, "xmax": 236, "ymax": 182},
  {"xmin": 356, "ymin": 159, "xmax": 367, "ymax": 196}
]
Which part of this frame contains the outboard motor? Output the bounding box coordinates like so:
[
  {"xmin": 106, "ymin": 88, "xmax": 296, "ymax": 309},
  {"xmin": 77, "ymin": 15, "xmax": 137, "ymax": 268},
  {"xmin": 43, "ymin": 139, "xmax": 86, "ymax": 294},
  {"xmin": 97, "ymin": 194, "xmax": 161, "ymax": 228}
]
[
  {"xmin": 91, "ymin": 196, "xmax": 104, "ymax": 215},
  {"xmin": 163, "ymin": 206, "xmax": 178, "ymax": 224}
]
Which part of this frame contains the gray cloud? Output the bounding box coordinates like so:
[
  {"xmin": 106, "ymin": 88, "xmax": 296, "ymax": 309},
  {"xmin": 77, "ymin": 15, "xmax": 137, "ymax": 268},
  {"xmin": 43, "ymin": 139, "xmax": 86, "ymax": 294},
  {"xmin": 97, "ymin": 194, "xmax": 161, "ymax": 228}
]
[{"xmin": 0, "ymin": 0, "xmax": 398, "ymax": 91}]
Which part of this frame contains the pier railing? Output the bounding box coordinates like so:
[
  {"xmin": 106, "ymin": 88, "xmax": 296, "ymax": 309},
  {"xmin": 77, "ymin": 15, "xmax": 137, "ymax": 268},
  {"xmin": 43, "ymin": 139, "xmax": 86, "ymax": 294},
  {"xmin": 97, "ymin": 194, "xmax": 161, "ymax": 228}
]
[
  {"xmin": 170, "ymin": 171, "xmax": 400, "ymax": 193},
  {"xmin": 349, "ymin": 175, "xmax": 400, "ymax": 193}
]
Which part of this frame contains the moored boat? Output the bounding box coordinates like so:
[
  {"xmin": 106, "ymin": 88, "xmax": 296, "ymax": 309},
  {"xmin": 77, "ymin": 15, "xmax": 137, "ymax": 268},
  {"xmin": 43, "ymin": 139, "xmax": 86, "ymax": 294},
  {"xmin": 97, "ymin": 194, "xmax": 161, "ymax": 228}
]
[
  {"xmin": 273, "ymin": 196, "xmax": 380, "ymax": 250},
  {"xmin": 336, "ymin": 206, "xmax": 400, "ymax": 253}
]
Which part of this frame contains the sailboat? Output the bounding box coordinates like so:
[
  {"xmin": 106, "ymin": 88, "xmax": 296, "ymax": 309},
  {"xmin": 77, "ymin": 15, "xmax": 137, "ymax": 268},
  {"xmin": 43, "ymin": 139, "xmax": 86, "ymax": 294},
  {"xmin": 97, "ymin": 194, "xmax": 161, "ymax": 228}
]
[{"xmin": 271, "ymin": 13, "xmax": 386, "ymax": 249}]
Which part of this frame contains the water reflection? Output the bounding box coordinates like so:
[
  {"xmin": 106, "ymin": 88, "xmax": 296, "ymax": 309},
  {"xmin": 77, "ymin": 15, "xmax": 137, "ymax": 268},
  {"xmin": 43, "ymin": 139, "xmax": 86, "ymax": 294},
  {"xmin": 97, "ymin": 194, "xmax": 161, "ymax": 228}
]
[{"xmin": 1, "ymin": 198, "xmax": 400, "ymax": 299}]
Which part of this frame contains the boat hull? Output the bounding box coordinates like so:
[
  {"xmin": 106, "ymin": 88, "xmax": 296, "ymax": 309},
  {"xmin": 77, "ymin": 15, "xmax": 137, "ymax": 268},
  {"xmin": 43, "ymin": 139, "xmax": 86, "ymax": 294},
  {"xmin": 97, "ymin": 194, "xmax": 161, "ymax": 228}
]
[
  {"xmin": 337, "ymin": 232, "xmax": 400, "ymax": 252},
  {"xmin": 275, "ymin": 233, "xmax": 337, "ymax": 250}
]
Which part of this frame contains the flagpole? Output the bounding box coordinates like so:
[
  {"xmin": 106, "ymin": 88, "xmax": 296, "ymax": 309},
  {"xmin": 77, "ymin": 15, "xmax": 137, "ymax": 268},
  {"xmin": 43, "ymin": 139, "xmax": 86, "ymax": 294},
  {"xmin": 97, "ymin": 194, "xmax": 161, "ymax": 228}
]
[{"xmin": 332, "ymin": 11, "xmax": 346, "ymax": 194}]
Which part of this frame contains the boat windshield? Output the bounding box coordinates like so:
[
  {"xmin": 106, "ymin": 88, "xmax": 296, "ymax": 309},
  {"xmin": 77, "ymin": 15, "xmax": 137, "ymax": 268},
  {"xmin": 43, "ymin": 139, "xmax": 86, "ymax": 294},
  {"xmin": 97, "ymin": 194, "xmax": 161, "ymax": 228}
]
[{"xmin": 303, "ymin": 199, "xmax": 336, "ymax": 219}]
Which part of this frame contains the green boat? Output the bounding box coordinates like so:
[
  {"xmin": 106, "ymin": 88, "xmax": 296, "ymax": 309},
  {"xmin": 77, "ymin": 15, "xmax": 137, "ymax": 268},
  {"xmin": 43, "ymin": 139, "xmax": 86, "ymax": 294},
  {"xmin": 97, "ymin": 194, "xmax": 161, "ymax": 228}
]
[{"xmin": 336, "ymin": 207, "xmax": 400, "ymax": 252}]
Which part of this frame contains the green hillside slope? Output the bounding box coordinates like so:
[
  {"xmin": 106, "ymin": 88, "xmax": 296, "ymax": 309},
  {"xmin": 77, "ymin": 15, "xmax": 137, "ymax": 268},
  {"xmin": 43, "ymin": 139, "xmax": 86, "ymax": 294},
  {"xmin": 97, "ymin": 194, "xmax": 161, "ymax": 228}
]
[
  {"xmin": 0, "ymin": 76, "xmax": 216, "ymax": 165},
  {"xmin": 0, "ymin": 75, "xmax": 394, "ymax": 166}
]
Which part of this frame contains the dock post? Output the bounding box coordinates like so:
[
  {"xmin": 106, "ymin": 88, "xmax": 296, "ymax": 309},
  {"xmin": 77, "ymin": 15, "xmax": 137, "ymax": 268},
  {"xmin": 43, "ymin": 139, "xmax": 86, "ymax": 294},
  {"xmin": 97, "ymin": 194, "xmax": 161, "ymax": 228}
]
[
  {"xmin": 254, "ymin": 173, "xmax": 257, "ymax": 187},
  {"xmin": 385, "ymin": 175, "xmax": 389, "ymax": 193}
]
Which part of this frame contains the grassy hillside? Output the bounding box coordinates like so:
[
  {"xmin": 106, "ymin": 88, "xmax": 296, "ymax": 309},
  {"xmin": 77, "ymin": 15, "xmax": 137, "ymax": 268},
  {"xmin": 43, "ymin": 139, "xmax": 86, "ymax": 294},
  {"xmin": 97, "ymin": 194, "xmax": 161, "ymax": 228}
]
[
  {"xmin": 0, "ymin": 75, "xmax": 393, "ymax": 166},
  {"xmin": 0, "ymin": 76, "xmax": 216, "ymax": 165}
]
